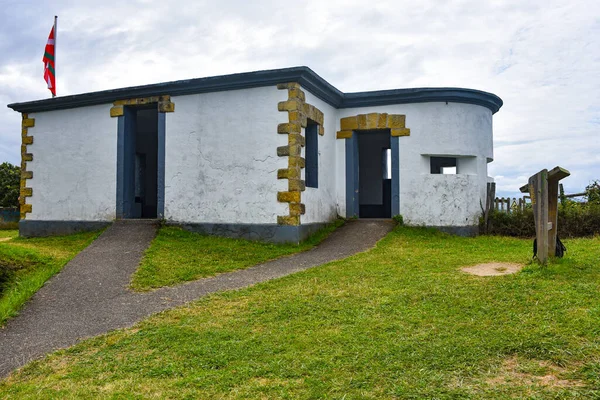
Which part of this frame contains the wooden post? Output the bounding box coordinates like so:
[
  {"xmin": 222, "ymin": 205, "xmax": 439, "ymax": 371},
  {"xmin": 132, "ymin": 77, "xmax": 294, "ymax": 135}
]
[
  {"xmin": 547, "ymin": 167, "xmax": 570, "ymax": 256},
  {"xmin": 531, "ymin": 170, "xmax": 549, "ymax": 263},
  {"xmin": 520, "ymin": 166, "xmax": 570, "ymax": 264},
  {"xmin": 484, "ymin": 182, "xmax": 495, "ymax": 234}
]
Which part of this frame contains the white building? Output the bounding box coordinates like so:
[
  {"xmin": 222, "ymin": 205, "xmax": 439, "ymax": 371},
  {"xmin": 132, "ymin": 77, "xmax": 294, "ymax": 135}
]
[{"xmin": 8, "ymin": 67, "xmax": 502, "ymax": 242}]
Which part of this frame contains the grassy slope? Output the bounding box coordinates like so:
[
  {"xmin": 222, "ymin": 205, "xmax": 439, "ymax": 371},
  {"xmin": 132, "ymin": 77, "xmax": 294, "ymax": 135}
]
[
  {"xmin": 131, "ymin": 221, "xmax": 344, "ymax": 291},
  {"xmin": 0, "ymin": 230, "xmax": 101, "ymax": 325},
  {"xmin": 1, "ymin": 227, "xmax": 600, "ymax": 398}
]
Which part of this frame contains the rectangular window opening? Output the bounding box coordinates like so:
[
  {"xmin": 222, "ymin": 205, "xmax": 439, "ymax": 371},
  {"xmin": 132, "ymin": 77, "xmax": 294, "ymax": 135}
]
[
  {"xmin": 305, "ymin": 121, "xmax": 318, "ymax": 188},
  {"xmin": 430, "ymin": 156, "xmax": 457, "ymax": 175}
]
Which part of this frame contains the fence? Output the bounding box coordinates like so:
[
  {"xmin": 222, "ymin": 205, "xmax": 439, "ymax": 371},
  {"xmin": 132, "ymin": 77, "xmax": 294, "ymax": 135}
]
[
  {"xmin": 491, "ymin": 184, "xmax": 587, "ymax": 214},
  {"xmin": 493, "ymin": 197, "xmax": 528, "ymax": 213}
]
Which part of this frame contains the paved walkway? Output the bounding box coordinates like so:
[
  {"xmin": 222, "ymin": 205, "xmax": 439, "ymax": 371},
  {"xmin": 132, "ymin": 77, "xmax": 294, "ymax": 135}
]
[{"xmin": 0, "ymin": 219, "xmax": 393, "ymax": 378}]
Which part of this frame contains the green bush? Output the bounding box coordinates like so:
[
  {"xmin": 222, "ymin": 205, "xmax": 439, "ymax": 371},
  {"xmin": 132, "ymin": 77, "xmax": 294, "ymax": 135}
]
[
  {"xmin": 482, "ymin": 201, "xmax": 600, "ymax": 238},
  {"xmin": 393, "ymin": 214, "xmax": 404, "ymax": 225},
  {"xmin": 0, "ymin": 162, "xmax": 20, "ymax": 208}
]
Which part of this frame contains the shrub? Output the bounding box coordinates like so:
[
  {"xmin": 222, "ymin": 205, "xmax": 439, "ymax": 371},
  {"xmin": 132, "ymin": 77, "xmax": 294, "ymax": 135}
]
[
  {"xmin": 0, "ymin": 162, "xmax": 20, "ymax": 208},
  {"xmin": 481, "ymin": 201, "xmax": 600, "ymax": 238},
  {"xmin": 393, "ymin": 214, "xmax": 404, "ymax": 225}
]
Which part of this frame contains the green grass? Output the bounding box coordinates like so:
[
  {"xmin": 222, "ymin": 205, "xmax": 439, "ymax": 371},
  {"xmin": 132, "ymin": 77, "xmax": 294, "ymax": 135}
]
[
  {"xmin": 131, "ymin": 220, "xmax": 345, "ymax": 291},
  {"xmin": 0, "ymin": 230, "xmax": 17, "ymax": 239},
  {"xmin": 2, "ymin": 227, "xmax": 600, "ymax": 398},
  {"xmin": 0, "ymin": 230, "xmax": 101, "ymax": 325}
]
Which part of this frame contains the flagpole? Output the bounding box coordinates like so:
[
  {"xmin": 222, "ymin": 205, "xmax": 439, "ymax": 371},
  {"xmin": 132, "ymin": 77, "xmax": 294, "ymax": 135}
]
[{"xmin": 53, "ymin": 15, "xmax": 57, "ymax": 98}]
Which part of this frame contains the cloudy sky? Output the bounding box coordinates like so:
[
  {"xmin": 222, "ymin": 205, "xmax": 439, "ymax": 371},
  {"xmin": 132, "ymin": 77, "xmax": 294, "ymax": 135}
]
[{"xmin": 0, "ymin": 0, "xmax": 598, "ymax": 197}]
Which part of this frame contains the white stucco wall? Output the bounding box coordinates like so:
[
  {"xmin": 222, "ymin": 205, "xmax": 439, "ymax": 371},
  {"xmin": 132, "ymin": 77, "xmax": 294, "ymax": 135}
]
[
  {"xmin": 165, "ymin": 86, "xmax": 289, "ymax": 224},
  {"xmin": 337, "ymin": 102, "xmax": 493, "ymax": 227},
  {"xmin": 301, "ymin": 90, "xmax": 339, "ymax": 224},
  {"xmin": 26, "ymin": 104, "xmax": 118, "ymax": 221}
]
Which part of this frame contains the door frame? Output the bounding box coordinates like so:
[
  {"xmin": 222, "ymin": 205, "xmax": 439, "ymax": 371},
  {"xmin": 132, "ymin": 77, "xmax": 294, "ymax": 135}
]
[
  {"xmin": 116, "ymin": 105, "xmax": 166, "ymax": 219},
  {"xmin": 345, "ymin": 132, "xmax": 399, "ymax": 218}
]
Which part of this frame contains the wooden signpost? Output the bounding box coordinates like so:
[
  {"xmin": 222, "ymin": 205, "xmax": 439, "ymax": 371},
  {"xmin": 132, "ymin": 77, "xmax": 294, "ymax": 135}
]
[{"xmin": 520, "ymin": 166, "xmax": 570, "ymax": 264}]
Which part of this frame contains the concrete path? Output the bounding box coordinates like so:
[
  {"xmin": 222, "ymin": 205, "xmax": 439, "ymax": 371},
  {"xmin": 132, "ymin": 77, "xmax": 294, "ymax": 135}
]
[{"xmin": 0, "ymin": 219, "xmax": 394, "ymax": 378}]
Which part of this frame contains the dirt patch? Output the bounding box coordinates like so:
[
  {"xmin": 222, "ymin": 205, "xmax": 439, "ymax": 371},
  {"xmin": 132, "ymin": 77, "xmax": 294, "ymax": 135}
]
[
  {"xmin": 462, "ymin": 262, "xmax": 523, "ymax": 276},
  {"xmin": 487, "ymin": 356, "xmax": 585, "ymax": 388},
  {"xmin": 0, "ymin": 238, "xmax": 12, "ymax": 242}
]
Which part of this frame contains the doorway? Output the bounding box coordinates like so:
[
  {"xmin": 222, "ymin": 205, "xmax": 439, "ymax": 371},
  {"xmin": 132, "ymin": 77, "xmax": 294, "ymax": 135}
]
[
  {"xmin": 346, "ymin": 130, "xmax": 399, "ymax": 218},
  {"xmin": 117, "ymin": 106, "xmax": 160, "ymax": 219}
]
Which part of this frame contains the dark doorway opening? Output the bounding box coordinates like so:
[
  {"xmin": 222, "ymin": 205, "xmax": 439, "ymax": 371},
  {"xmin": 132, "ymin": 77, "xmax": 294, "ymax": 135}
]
[
  {"xmin": 357, "ymin": 130, "xmax": 392, "ymax": 218},
  {"xmin": 119, "ymin": 106, "xmax": 159, "ymax": 219}
]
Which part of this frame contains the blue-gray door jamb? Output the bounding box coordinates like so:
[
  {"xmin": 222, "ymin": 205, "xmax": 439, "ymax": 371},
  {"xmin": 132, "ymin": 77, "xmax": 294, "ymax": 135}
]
[
  {"xmin": 345, "ymin": 135, "xmax": 359, "ymax": 217},
  {"xmin": 116, "ymin": 108, "xmax": 136, "ymax": 219},
  {"xmin": 157, "ymin": 112, "xmax": 166, "ymax": 218},
  {"xmin": 116, "ymin": 115, "xmax": 125, "ymax": 219},
  {"xmin": 117, "ymin": 106, "xmax": 166, "ymax": 219},
  {"xmin": 391, "ymin": 136, "xmax": 400, "ymax": 216},
  {"xmin": 345, "ymin": 133, "xmax": 399, "ymax": 218}
]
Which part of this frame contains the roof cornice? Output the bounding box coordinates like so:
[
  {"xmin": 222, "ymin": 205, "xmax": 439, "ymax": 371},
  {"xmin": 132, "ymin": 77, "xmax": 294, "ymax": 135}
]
[{"xmin": 7, "ymin": 66, "xmax": 502, "ymax": 114}]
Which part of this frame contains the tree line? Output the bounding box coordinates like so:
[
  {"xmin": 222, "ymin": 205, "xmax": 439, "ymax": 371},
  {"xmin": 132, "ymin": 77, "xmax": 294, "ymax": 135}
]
[{"xmin": 0, "ymin": 162, "xmax": 19, "ymax": 208}]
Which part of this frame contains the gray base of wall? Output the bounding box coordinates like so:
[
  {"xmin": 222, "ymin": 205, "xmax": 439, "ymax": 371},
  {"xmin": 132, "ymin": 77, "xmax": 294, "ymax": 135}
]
[
  {"xmin": 176, "ymin": 222, "xmax": 329, "ymax": 244},
  {"xmin": 429, "ymin": 225, "xmax": 479, "ymax": 237},
  {"xmin": 19, "ymin": 220, "xmax": 112, "ymax": 237}
]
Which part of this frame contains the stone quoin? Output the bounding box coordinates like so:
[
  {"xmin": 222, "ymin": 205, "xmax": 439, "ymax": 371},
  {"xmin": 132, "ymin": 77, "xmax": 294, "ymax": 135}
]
[{"xmin": 7, "ymin": 66, "xmax": 502, "ymax": 242}]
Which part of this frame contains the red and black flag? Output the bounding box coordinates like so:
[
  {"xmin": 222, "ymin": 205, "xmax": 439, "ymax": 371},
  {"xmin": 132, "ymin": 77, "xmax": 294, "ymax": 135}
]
[{"xmin": 42, "ymin": 21, "xmax": 56, "ymax": 97}]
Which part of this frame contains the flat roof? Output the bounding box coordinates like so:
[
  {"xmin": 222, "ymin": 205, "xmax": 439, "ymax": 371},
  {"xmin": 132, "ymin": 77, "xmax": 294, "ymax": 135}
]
[{"xmin": 7, "ymin": 66, "xmax": 503, "ymax": 114}]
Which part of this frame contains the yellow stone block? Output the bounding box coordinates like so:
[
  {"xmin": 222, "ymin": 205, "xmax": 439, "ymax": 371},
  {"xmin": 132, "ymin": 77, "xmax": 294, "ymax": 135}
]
[
  {"xmin": 303, "ymin": 104, "xmax": 314, "ymax": 120},
  {"xmin": 288, "ymin": 166, "xmax": 301, "ymax": 179},
  {"xmin": 277, "ymin": 82, "xmax": 300, "ymax": 90},
  {"xmin": 288, "ymin": 156, "xmax": 305, "ymax": 169},
  {"xmin": 278, "ymin": 122, "xmax": 301, "ymax": 134},
  {"xmin": 22, "ymin": 153, "xmax": 33, "ymax": 162},
  {"xmin": 277, "ymin": 169, "xmax": 289, "ymax": 179},
  {"xmin": 158, "ymin": 101, "xmax": 175, "ymax": 113},
  {"xmin": 289, "ymin": 203, "xmax": 306, "ymax": 216},
  {"xmin": 314, "ymin": 109, "xmax": 324, "ymax": 125},
  {"xmin": 336, "ymin": 130, "xmax": 353, "ymax": 139},
  {"xmin": 278, "ymin": 100, "xmax": 302, "ymax": 112},
  {"xmin": 20, "ymin": 179, "xmax": 26, "ymax": 188},
  {"xmin": 22, "ymin": 128, "xmax": 28, "ymax": 137},
  {"xmin": 289, "ymin": 88, "xmax": 305, "ymax": 102},
  {"xmin": 366, "ymin": 113, "xmax": 379, "ymax": 129},
  {"xmin": 22, "ymin": 171, "xmax": 33, "ymax": 179},
  {"xmin": 288, "ymin": 134, "xmax": 305, "ymax": 147},
  {"xmin": 277, "ymin": 167, "xmax": 301, "ymax": 180},
  {"xmin": 318, "ymin": 125, "xmax": 325, "ymax": 136},
  {"xmin": 288, "ymin": 179, "xmax": 306, "ymax": 192},
  {"xmin": 22, "ymin": 113, "xmax": 28, "ymax": 119},
  {"xmin": 110, "ymin": 105, "xmax": 124, "ymax": 117},
  {"xmin": 288, "ymin": 110, "xmax": 303, "ymax": 124},
  {"xmin": 357, "ymin": 114, "xmax": 367, "ymax": 129},
  {"xmin": 340, "ymin": 116, "xmax": 358, "ymax": 131},
  {"xmin": 20, "ymin": 187, "xmax": 32, "ymax": 197},
  {"xmin": 277, "ymin": 215, "xmax": 300, "ymax": 226},
  {"xmin": 22, "ymin": 136, "xmax": 34, "ymax": 145},
  {"xmin": 277, "ymin": 191, "xmax": 301, "ymax": 203},
  {"xmin": 22, "ymin": 118, "xmax": 35, "ymax": 128},
  {"xmin": 377, "ymin": 113, "xmax": 389, "ymax": 129},
  {"xmin": 391, "ymin": 128, "xmax": 411, "ymax": 137},
  {"xmin": 21, "ymin": 204, "xmax": 32, "ymax": 214},
  {"xmin": 387, "ymin": 114, "xmax": 406, "ymax": 129},
  {"xmin": 288, "ymin": 144, "xmax": 302, "ymax": 157}
]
